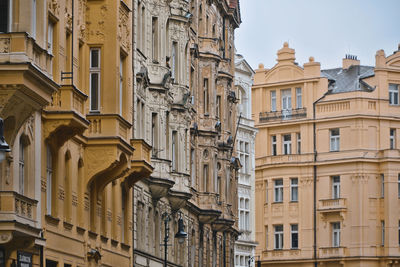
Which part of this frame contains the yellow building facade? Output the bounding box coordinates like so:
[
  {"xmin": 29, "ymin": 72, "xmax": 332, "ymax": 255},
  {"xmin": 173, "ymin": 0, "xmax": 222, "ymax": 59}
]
[
  {"xmin": 253, "ymin": 43, "xmax": 400, "ymax": 266},
  {"xmin": 0, "ymin": 0, "xmax": 151, "ymax": 266}
]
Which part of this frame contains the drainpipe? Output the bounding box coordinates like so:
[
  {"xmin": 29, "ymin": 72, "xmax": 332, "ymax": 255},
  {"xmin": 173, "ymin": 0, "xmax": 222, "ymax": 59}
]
[
  {"xmin": 223, "ymin": 231, "xmax": 226, "ymax": 267},
  {"xmin": 313, "ymin": 91, "xmax": 328, "ymax": 267}
]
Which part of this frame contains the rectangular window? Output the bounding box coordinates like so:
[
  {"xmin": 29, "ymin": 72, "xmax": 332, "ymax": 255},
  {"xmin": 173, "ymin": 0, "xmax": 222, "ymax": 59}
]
[
  {"xmin": 389, "ymin": 84, "xmax": 399, "ymax": 105},
  {"xmin": 296, "ymin": 87, "xmax": 302, "ymax": 109},
  {"xmin": 152, "ymin": 17, "xmax": 158, "ymax": 62},
  {"xmin": 216, "ymin": 95, "xmax": 221, "ymax": 119},
  {"xmin": 32, "ymin": 0, "xmax": 36, "ymax": 38},
  {"xmin": 265, "ymin": 181, "xmax": 268, "ymax": 203},
  {"xmin": 19, "ymin": 139, "xmax": 25, "ymax": 195},
  {"xmin": 172, "ymin": 131, "xmax": 177, "ymax": 171},
  {"xmin": 119, "ymin": 56, "xmax": 124, "ymax": 115},
  {"xmin": 46, "ymin": 145, "xmax": 52, "ymax": 215},
  {"xmin": 330, "ymin": 128, "xmax": 340, "ymax": 152},
  {"xmin": 47, "ymin": 21, "xmax": 54, "ymax": 54},
  {"xmin": 283, "ymin": 134, "xmax": 292, "ymax": 155},
  {"xmin": 297, "ymin": 133, "xmax": 301, "ymax": 154},
  {"xmin": 390, "ymin": 128, "xmax": 396, "ymax": 149},
  {"xmin": 274, "ymin": 225, "xmax": 283, "ymax": 249},
  {"xmin": 217, "ymin": 176, "xmax": 221, "ymax": 196},
  {"xmin": 171, "ymin": 42, "xmax": 178, "ymax": 81},
  {"xmin": 332, "ymin": 176, "xmax": 340, "ymax": 199},
  {"xmin": 90, "ymin": 48, "xmax": 101, "ymax": 111},
  {"xmin": 332, "ymin": 222, "xmax": 340, "ymax": 247},
  {"xmin": 274, "ymin": 179, "xmax": 283, "ymax": 202},
  {"xmin": 203, "ymin": 78, "xmax": 209, "ymax": 114},
  {"xmin": 381, "ymin": 220, "xmax": 385, "ymax": 246},
  {"xmin": 281, "ymin": 89, "xmax": 292, "ymax": 111},
  {"xmin": 271, "ymin": 90, "xmax": 276, "ymax": 112},
  {"xmin": 291, "ymin": 224, "xmax": 298, "ymax": 249},
  {"xmin": 290, "ymin": 178, "xmax": 298, "ymax": 202},
  {"xmin": 0, "ymin": 0, "xmax": 10, "ymax": 33},
  {"xmin": 191, "ymin": 149, "xmax": 195, "ymax": 186},
  {"xmin": 203, "ymin": 164, "xmax": 209, "ymax": 191},
  {"xmin": 271, "ymin": 135, "xmax": 277, "ymax": 156},
  {"xmin": 381, "ymin": 174, "xmax": 384, "ymax": 198},
  {"xmin": 265, "ymin": 226, "xmax": 268, "ymax": 248},
  {"xmin": 151, "ymin": 113, "xmax": 158, "ymax": 155}
]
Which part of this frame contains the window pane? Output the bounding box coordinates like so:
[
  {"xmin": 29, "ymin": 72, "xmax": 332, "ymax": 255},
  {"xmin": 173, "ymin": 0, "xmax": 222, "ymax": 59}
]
[
  {"xmin": 91, "ymin": 49, "xmax": 99, "ymax": 68},
  {"xmin": 90, "ymin": 73, "xmax": 99, "ymax": 110}
]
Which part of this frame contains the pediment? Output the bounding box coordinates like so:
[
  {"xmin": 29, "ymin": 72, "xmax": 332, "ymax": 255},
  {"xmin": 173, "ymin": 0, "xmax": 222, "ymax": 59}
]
[
  {"xmin": 235, "ymin": 60, "xmax": 254, "ymax": 75},
  {"xmin": 265, "ymin": 64, "xmax": 304, "ymax": 83},
  {"xmin": 386, "ymin": 52, "xmax": 400, "ymax": 68}
]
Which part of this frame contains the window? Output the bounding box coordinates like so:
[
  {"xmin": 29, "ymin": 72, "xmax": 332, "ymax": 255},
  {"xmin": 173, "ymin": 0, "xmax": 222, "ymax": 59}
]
[
  {"xmin": 281, "ymin": 89, "xmax": 292, "ymax": 112},
  {"xmin": 274, "ymin": 179, "xmax": 283, "ymax": 202},
  {"xmin": 90, "ymin": 48, "xmax": 101, "ymax": 111},
  {"xmin": 332, "ymin": 176, "xmax": 340, "ymax": 199},
  {"xmin": 390, "ymin": 128, "xmax": 396, "ymax": 149},
  {"xmin": 0, "ymin": 0, "xmax": 11, "ymax": 33},
  {"xmin": 239, "ymin": 198, "xmax": 244, "ymax": 230},
  {"xmin": 271, "ymin": 135, "xmax": 277, "ymax": 156},
  {"xmin": 265, "ymin": 181, "xmax": 268, "ymax": 203},
  {"xmin": 203, "ymin": 78, "xmax": 209, "ymax": 114},
  {"xmin": 398, "ymin": 174, "xmax": 400, "ymax": 199},
  {"xmin": 296, "ymin": 88, "xmax": 302, "ymax": 108},
  {"xmin": 151, "ymin": 113, "xmax": 158, "ymax": 154},
  {"xmin": 31, "ymin": 0, "xmax": 36, "ymax": 38},
  {"xmin": 291, "ymin": 224, "xmax": 298, "ymax": 249},
  {"xmin": 172, "ymin": 131, "xmax": 177, "ymax": 171},
  {"xmin": 19, "ymin": 137, "xmax": 25, "ymax": 195},
  {"xmin": 381, "ymin": 174, "xmax": 384, "ymax": 198},
  {"xmin": 330, "ymin": 128, "xmax": 340, "ymax": 151},
  {"xmin": 119, "ymin": 56, "xmax": 124, "ymax": 115},
  {"xmin": 274, "ymin": 225, "xmax": 283, "ymax": 249},
  {"xmin": 271, "ymin": 90, "xmax": 276, "ymax": 112},
  {"xmin": 217, "ymin": 176, "xmax": 221, "ymax": 196},
  {"xmin": 283, "ymin": 134, "xmax": 291, "ymax": 155},
  {"xmin": 171, "ymin": 42, "xmax": 178, "ymax": 81},
  {"xmin": 216, "ymin": 95, "xmax": 221, "ymax": 119},
  {"xmin": 121, "ymin": 186, "xmax": 127, "ymax": 243},
  {"xmin": 381, "ymin": 220, "xmax": 385, "ymax": 246},
  {"xmin": 203, "ymin": 164, "xmax": 209, "ymax": 191},
  {"xmin": 47, "ymin": 21, "xmax": 54, "ymax": 54},
  {"xmin": 332, "ymin": 222, "xmax": 340, "ymax": 247},
  {"xmin": 297, "ymin": 133, "xmax": 301, "ymax": 154},
  {"xmin": 245, "ymin": 199, "xmax": 250, "ymax": 230},
  {"xmin": 265, "ymin": 226, "xmax": 268, "ymax": 248},
  {"xmin": 46, "ymin": 145, "xmax": 52, "ymax": 215},
  {"xmin": 389, "ymin": 84, "xmax": 399, "ymax": 105},
  {"xmin": 152, "ymin": 17, "xmax": 158, "ymax": 61},
  {"xmin": 191, "ymin": 149, "xmax": 195, "ymax": 186},
  {"xmin": 290, "ymin": 178, "xmax": 298, "ymax": 202}
]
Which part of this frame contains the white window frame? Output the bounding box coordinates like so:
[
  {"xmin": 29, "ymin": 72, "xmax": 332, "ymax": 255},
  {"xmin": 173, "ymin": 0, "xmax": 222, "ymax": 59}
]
[
  {"xmin": 274, "ymin": 225, "xmax": 283, "ymax": 249},
  {"xmin": 271, "ymin": 90, "xmax": 276, "ymax": 112},
  {"xmin": 389, "ymin": 84, "xmax": 399, "ymax": 105},
  {"xmin": 332, "ymin": 176, "xmax": 340, "ymax": 199},
  {"xmin": 271, "ymin": 135, "xmax": 277, "ymax": 156},
  {"xmin": 46, "ymin": 144, "xmax": 52, "ymax": 215},
  {"xmin": 291, "ymin": 224, "xmax": 298, "ymax": 249},
  {"xmin": 283, "ymin": 134, "xmax": 291, "ymax": 155},
  {"xmin": 296, "ymin": 87, "xmax": 302, "ymax": 109},
  {"xmin": 390, "ymin": 128, "xmax": 396, "ymax": 149},
  {"xmin": 281, "ymin": 88, "xmax": 292, "ymax": 115},
  {"xmin": 290, "ymin": 178, "xmax": 298, "ymax": 202},
  {"xmin": 274, "ymin": 179, "xmax": 283, "ymax": 202},
  {"xmin": 332, "ymin": 222, "xmax": 340, "ymax": 247},
  {"xmin": 330, "ymin": 128, "xmax": 340, "ymax": 152},
  {"xmin": 90, "ymin": 48, "xmax": 101, "ymax": 111}
]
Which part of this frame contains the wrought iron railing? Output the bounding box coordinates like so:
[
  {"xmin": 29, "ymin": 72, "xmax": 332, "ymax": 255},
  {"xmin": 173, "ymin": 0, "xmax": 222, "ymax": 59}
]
[{"xmin": 259, "ymin": 108, "xmax": 307, "ymax": 122}]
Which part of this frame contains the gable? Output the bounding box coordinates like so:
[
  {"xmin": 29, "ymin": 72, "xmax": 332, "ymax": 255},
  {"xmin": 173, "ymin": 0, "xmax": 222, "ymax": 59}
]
[{"xmin": 265, "ymin": 65, "xmax": 304, "ymax": 83}]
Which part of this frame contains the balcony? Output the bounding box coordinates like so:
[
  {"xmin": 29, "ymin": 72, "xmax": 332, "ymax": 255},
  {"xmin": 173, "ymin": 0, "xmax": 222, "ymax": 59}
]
[
  {"xmin": 319, "ymin": 247, "xmax": 347, "ymax": 258},
  {"xmin": 259, "ymin": 108, "xmax": 307, "ymax": 122},
  {"xmin": 43, "ymin": 85, "xmax": 89, "ymax": 147},
  {"xmin": 199, "ymin": 37, "xmax": 221, "ymax": 58},
  {"xmin": 318, "ymin": 198, "xmax": 347, "ymax": 213},
  {"xmin": 0, "ymin": 191, "xmax": 40, "ymax": 243},
  {"xmin": 86, "ymin": 114, "xmax": 131, "ymax": 142},
  {"xmin": 124, "ymin": 139, "xmax": 153, "ymax": 186}
]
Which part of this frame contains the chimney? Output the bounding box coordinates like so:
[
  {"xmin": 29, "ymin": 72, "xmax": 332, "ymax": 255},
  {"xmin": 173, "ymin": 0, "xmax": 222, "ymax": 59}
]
[{"xmin": 342, "ymin": 54, "xmax": 360, "ymax": 69}]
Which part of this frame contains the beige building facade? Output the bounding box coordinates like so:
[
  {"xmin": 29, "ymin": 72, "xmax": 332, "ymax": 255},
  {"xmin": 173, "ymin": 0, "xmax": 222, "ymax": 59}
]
[{"xmin": 253, "ymin": 43, "xmax": 400, "ymax": 267}]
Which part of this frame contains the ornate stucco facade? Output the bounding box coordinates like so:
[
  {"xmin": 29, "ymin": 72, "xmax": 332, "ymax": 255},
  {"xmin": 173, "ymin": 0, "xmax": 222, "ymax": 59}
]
[
  {"xmin": 253, "ymin": 43, "xmax": 400, "ymax": 266},
  {"xmin": 234, "ymin": 54, "xmax": 257, "ymax": 267},
  {"xmin": 0, "ymin": 0, "xmax": 152, "ymax": 266},
  {"xmin": 132, "ymin": 0, "xmax": 242, "ymax": 266}
]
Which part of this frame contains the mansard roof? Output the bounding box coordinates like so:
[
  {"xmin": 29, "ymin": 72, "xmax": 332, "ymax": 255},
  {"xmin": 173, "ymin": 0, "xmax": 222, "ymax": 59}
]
[{"xmin": 321, "ymin": 65, "xmax": 375, "ymax": 93}]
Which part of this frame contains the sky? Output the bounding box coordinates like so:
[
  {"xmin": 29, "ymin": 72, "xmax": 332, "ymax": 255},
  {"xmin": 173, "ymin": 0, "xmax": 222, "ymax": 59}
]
[{"xmin": 235, "ymin": 0, "xmax": 400, "ymax": 70}]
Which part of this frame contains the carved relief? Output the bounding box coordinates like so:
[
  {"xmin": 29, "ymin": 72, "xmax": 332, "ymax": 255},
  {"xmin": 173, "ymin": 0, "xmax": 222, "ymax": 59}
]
[
  {"xmin": 118, "ymin": 6, "xmax": 131, "ymax": 51},
  {"xmin": 48, "ymin": 0, "xmax": 60, "ymax": 16},
  {"xmin": 58, "ymin": 187, "xmax": 65, "ymax": 200},
  {"xmin": 41, "ymin": 179, "xmax": 47, "ymax": 192},
  {"xmin": 72, "ymin": 193, "xmax": 78, "ymax": 207},
  {"xmin": 0, "ymin": 38, "xmax": 10, "ymax": 53}
]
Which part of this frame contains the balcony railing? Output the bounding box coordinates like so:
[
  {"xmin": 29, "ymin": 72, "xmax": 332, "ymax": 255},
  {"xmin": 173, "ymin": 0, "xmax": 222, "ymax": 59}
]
[
  {"xmin": 319, "ymin": 247, "xmax": 347, "ymax": 258},
  {"xmin": 0, "ymin": 191, "xmax": 37, "ymax": 227},
  {"xmin": 318, "ymin": 198, "xmax": 346, "ymax": 213},
  {"xmin": 259, "ymin": 108, "xmax": 307, "ymax": 122}
]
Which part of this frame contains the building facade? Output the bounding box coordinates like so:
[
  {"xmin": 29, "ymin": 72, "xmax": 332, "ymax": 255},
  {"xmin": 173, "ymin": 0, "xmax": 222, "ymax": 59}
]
[
  {"xmin": 132, "ymin": 0, "xmax": 242, "ymax": 266},
  {"xmin": 0, "ymin": 0, "xmax": 151, "ymax": 266},
  {"xmin": 253, "ymin": 43, "xmax": 400, "ymax": 267},
  {"xmin": 234, "ymin": 54, "xmax": 257, "ymax": 267}
]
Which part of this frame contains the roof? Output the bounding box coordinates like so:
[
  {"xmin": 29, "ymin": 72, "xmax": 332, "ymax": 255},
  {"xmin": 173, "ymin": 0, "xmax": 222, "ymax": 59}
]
[{"xmin": 321, "ymin": 65, "xmax": 375, "ymax": 93}]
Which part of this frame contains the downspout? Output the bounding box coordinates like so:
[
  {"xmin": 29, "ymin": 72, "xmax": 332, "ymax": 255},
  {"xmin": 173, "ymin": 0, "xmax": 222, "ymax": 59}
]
[
  {"xmin": 132, "ymin": 3, "xmax": 136, "ymax": 267},
  {"xmin": 313, "ymin": 91, "xmax": 328, "ymax": 267},
  {"xmin": 223, "ymin": 231, "xmax": 226, "ymax": 267}
]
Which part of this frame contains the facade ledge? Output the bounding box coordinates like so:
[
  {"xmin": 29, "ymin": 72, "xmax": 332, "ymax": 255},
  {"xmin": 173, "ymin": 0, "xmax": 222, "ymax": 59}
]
[
  {"xmin": 212, "ymin": 217, "xmax": 235, "ymax": 231},
  {"xmin": 167, "ymin": 190, "xmax": 192, "ymax": 212},
  {"xmin": 147, "ymin": 177, "xmax": 175, "ymax": 201},
  {"xmin": 319, "ymin": 246, "xmax": 348, "ymax": 258},
  {"xmin": 45, "ymin": 214, "xmax": 60, "ymax": 225}
]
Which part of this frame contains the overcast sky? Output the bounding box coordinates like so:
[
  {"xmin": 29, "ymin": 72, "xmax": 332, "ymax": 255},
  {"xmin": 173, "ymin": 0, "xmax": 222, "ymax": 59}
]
[{"xmin": 236, "ymin": 0, "xmax": 400, "ymax": 70}]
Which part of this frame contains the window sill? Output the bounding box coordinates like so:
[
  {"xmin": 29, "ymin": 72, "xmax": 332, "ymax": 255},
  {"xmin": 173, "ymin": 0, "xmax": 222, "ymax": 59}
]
[
  {"xmin": 272, "ymin": 201, "xmax": 283, "ymax": 204},
  {"xmin": 289, "ymin": 200, "xmax": 298, "ymax": 203}
]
